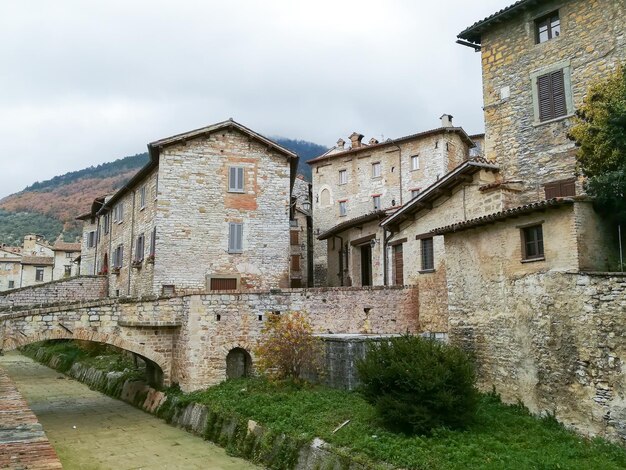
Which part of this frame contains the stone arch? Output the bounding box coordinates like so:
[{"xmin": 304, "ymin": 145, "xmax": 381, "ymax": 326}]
[
  {"xmin": 226, "ymin": 347, "xmax": 252, "ymax": 379},
  {"xmin": 1, "ymin": 328, "xmax": 171, "ymax": 385},
  {"xmin": 320, "ymin": 188, "xmax": 331, "ymax": 207}
]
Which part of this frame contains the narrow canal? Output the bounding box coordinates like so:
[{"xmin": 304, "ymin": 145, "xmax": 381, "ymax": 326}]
[{"xmin": 0, "ymin": 352, "xmax": 259, "ymax": 470}]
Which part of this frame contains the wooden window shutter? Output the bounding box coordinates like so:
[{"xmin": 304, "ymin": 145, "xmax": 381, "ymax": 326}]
[
  {"xmin": 537, "ymin": 74, "xmax": 553, "ymax": 122},
  {"xmin": 544, "ymin": 182, "xmax": 560, "ymax": 199},
  {"xmin": 210, "ymin": 278, "xmax": 237, "ymax": 291},
  {"xmin": 290, "ymin": 231, "xmax": 299, "ymax": 245},
  {"xmin": 551, "ymin": 70, "xmax": 567, "ymax": 118},
  {"xmin": 291, "ymin": 255, "xmax": 300, "ymax": 271},
  {"xmin": 561, "ymin": 179, "xmax": 576, "ymax": 196}
]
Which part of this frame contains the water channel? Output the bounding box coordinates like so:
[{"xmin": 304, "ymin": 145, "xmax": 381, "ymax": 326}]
[{"xmin": 0, "ymin": 352, "xmax": 259, "ymax": 470}]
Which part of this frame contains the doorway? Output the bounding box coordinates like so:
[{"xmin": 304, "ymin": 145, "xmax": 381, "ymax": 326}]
[{"xmin": 360, "ymin": 244, "xmax": 372, "ymax": 286}]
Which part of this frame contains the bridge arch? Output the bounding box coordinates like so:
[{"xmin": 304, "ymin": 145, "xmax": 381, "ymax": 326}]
[{"xmin": 1, "ymin": 328, "xmax": 171, "ymax": 386}]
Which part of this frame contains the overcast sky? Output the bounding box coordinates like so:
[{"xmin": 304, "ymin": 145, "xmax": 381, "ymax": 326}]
[{"xmin": 0, "ymin": 0, "xmax": 512, "ymax": 198}]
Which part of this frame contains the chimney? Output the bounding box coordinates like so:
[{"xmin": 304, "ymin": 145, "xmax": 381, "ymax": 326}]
[
  {"xmin": 349, "ymin": 132, "xmax": 364, "ymax": 149},
  {"xmin": 336, "ymin": 138, "xmax": 345, "ymax": 150},
  {"xmin": 369, "ymin": 137, "xmax": 379, "ymax": 145},
  {"xmin": 440, "ymin": 114, "xmax": 454, "ymax": 128}
]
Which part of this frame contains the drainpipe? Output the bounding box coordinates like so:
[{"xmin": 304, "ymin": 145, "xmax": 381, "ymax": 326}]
[{"xmin": 333, "ymin": 234, "xmax": 344, "ymax": 286}]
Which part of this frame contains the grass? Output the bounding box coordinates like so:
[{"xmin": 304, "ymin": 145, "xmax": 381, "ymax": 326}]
[{"xmin": 172, "ymin": 378, "xmax": 626, "ymax": 470}]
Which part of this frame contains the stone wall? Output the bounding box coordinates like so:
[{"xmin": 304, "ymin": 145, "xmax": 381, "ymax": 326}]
[
  {"xmin": 445, "ymin": 223, "xmax": 626, "ymax": 441},
  {"xmin": 480, "ymin": 0, "xmax": 626, "ymax": 202},
  {"xmin": 0, "ymin": 276, "xmax": 108, "ymax": 309}
]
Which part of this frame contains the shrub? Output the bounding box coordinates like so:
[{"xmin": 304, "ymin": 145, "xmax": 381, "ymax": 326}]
[
  {"xmin": 357, "ymin": 335, "xmax": 478, "ymax": 435},
  {"xmin": 254, "ymin": 311, "xmax": 322, "ymax": 383}
]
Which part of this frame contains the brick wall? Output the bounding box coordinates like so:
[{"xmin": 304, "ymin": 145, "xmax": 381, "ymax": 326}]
[{"xmin": 0, "ymin": 276, "xmax": 108, "ymax": 309}]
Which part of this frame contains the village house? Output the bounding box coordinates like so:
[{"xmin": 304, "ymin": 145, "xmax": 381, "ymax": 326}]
[
  {"xmin": 289, "ymin": 175, "xmax": 313, "ymax": 288},
  {"xmin": 51, "ymin": 241, "xmax": 81, "ymax": 279},
  {"xmin": 79, "ymin": 119, "xmax": 299, "ymax": 297},
  {"xmin": 308, "ymin": 115, "xmax": 479, "ymax": 288},
  {"xmin": 0, "ymin": 245, "xmax": 22, "ymax": 291}
]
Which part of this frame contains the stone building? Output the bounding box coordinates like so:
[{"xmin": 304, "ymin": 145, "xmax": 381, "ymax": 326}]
[
  {"xmin": 290, "ymin": 175, "xmax": 313, "ymax": 288},
  {"xmin": 51, "ymin": 241, "xmax": 81, "ymax": 279},
  {"xmin": 0, "ymin": 246, "xmax": 22, "ymax": 291},
  {"xmin": 309, "ymin": 115, "xmax": 479, "ymax": 287},
  {"xmin": 79, "ymin": 119, "xmax": 298, "ymax": 297},
  {"xmin": 457, "ymin": 0, "xmax": 626, "ymax": 203}
]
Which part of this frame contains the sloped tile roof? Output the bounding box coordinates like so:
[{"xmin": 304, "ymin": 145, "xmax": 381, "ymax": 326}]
[
  {"xmin": 458, "ymin": 0, "xmax": 538, "ymax": 45},
  {"xmin": 21, "ymin": 256, "xmax": 54, "ymax": 266}
]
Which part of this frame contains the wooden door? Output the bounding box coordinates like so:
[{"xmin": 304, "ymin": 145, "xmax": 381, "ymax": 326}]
[
  {"xmin": 361, "ymin": 245, "xmax": 372, "ymax": 286},
  {"xmin": 393, "ymin": 244, "xmax": 404, "ymax": 285}
]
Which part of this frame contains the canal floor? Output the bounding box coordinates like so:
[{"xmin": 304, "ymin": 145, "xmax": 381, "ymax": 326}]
[{"xmin": 0, "ymin": 352, "xmax": 259, "ymax": 470}]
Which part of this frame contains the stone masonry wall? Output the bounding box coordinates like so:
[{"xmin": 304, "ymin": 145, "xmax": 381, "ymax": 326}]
[
  {"xmin": 481, "ymin": 0, "xmax": 626, "ymax": 203},
  {"xmin": 171, "ymin": 286, "xmax": 419, "ymax": 391},
  {"xmin": 0, "ymin": 276, "xmax": 108, "ymax": 309},
  {"xmin": 446, "ymin": 220, "xmax": 626, "ymax": 442}
]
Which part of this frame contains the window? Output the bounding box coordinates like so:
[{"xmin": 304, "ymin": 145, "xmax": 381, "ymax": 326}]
[
  {"xmin": 522, "ymin": 225, "xmax": 544, "ymax": 260},
  {"xmin": 290, "ymin": 230, "xmax": 299, "ymax": 245},
  {"xmin": 544, "ymin": 179, "xmax": 576, "ymax": 199},
  {"xmin": 65, "ymin": 252, "xmax": 73, "ymax": 258},
  {"xmin": 154, "ymin": 174, "xmax": 159, "ymax": 200},
  {"xmin": 372, "ymin": 162, "xmax": 381, "ymax": 178},
  {"xmin": 228, "ymin": 223, "xmax": 243, "ymax": 253},
  {"xmin": 64, "ymin": 265, "xmax": 72, "ymax": 277},
  {"xmin": 8, "ymin": 280, "xmax": 14, "ymax": 289},
  {"xmin": 139, "ymin": 185, "xmax": 147, "ymax": 209},
  {"xmin": 149, "ymin": 227, "xmax": 157, "ymax": 257},
  {"xmin": 535, "ymin": 11, "xmax": 560, "ymax": 44},
  {"xmin": 103, "ymin": 213, "xmax": 110, "ymax": 235},
  {"xmin": 229, "ymin": 167, "xmax": 245, "ymax": 192},
  {"xmin": 537, "ymin": 69, "xmax": 567, "ymax": 122},
  {"xmin": 113, "ymin": 203, "xmax": 124, "ymax": 223},
  {"xmin": 421, "ymin": 238, "xmax": 434, "ymax": 271},
  {"xmin": 411, "ymin": 189, "xmax": 421, "ymax": 199},
  {"xmin": 209, "ymin": 278, "xmax": 238, "ymax": 291},
  {"xmin": 411, "ymin": 155, "xmax": 420, "ymax": 171},
  {"xmin": 134, "ymin": 234, "xmax": 145, "ymax": 262},
  {"xmin": 339, "ymin": 170, "xmax": 347, "ymax": 185},
  {"xmin": 372, "ymin": 195, "xmax": 381, "ymax": 210},
  {"xmin": 35, "ymin": 267, "xmax": 44, "ymax": 282},
  {"xmin": 87, "ymin": 231, "xmax": 96, "ymax": 248},
  {"xmin": 339, "ymin": 200, "xmax": 347, "ymax": 217},
  {"xmin": 113, "ymin": 244, "xmax": 124, "ymax": 268}
]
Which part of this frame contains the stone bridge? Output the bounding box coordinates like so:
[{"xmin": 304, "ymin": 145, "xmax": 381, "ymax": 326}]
[{"xmin": 0, "ymin": 286, "xmax": 421, "ymax": 391}]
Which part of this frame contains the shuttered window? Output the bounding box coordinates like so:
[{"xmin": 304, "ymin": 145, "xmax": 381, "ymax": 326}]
[
  {"xmin": 544, "ymin": 179, "xmax": 576, "ymax": 199},
  {"xmin": 228, "ymin": 167, "xmax": 244, "ymax": 192},
  {"xmin": 228, "ymin": 223, "xmax": 243, "ymax": 253},
  {"xmin": 113, "ymin": 244, "xmax": 124, "ymax": 268},
  {"xmin": 522, "ymin": 225, "xmax": 544, "ymax": 260},
  {"xmin": 421, "ymin": 238, "xmax": 434, "ymax": 271},
  {"xmin": 537, "ymin": 70, "xmax": 567, "ymax": 122},
  {"xmin": 149, "ymin": 227, "xmax": 157, "ymax": 256},
  {"xmin": 393, "ymin": 244, "xmax": 404, "ymax": 285},
  {"xmin": 134, "ymin": 234, "xmax": 145, "ymax": 262},
  {"xmin": 290, "ymin": 230, "xmax": 299, "ymax": 245},
  {"xmin": 291, "ymin": 255, "xmax": 300, "ymax": 271}
]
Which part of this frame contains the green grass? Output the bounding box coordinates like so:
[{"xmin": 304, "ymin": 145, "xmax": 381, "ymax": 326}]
[{"xmin": 172, "ymin": 378, "xmax": 626, "ymax": 470}]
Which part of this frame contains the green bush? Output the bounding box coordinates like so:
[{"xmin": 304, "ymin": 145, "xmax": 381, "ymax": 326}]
[{"xmin": 356, "ymin": 335, "xmax": 478, "ymax": 435}]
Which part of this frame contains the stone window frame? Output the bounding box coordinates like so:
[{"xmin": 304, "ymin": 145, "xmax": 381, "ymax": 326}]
[
  {"xmin": 338, "ymin": 169, "xmax": 348, "ymax": 185},
  {"xmin": 530, "ymin": 60, "xmax": 574, "ymax": 126},
  {"xmin": 206, "ymin": 274, "xmax": 240, "ymax": 291},
  {"xmin": 519, "ymin": 222, "xmax": 545, "ymax": 262},
  {"xmin": 410, "ymin": 155, "xmax": 420, "ymax": 171},
  {"xmin": 420, "ymin": 237, "xmax": 435, "ymax": 272}
]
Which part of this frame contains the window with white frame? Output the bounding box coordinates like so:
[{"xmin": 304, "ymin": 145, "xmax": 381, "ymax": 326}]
[
  {"xmin": 372, "ymin": 195, "xmax": 381, "ymax": 210},
  {"xmin": 339, "ymin": 169, "xmax": 347, "ymax": 185},
  {"xmin": 411, "ymin": 155, "xmax": 420, "ymax": 171},
  {"xmin": 228, "ymin": 167, "xmax": 245, "ymax": 193},
  {"xmin": 228, "ymin": 223, "xmax": 243, "ymax": 253},
  {"xmin": 339, "ymin": 200, "xmax": 347, "ymax": 217},
  {"xmin": 372, "ymin": 162, "xmax": 381, "ymax": 178}
]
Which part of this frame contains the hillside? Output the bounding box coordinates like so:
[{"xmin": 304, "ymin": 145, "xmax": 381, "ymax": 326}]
[{"xmin": 0, "ymin": 138, "xmax": 326, "ymax": 246}]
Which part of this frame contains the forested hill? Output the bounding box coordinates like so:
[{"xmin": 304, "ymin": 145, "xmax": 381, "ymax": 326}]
[{"xmin": 0, "ymin": 137, "xmax": 327, "ymax": 246}]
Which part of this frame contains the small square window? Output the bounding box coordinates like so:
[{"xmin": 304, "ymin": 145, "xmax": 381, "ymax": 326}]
[
  {"xmin": 339, "ymin": 170, "xmax": 347, "ymax": 185},
  {"xmin": 229, "ymin": 167, "xmax": 245, "ymax": 192},
  {"xmin": 535, "ymin": 11, "xmax": 560, "ymax": 44},
  {"xmin": 421, "ymin": 238, "xmax": 434, "ymax": 271},
  {"xmin": 228, "ymin": 222, "xmax": 243, "ymax": 253},
  {"xmin": 8, "ymin": 280, "xmax": 14, "ymax": 289},
  {"xmin": 64, "ymin": 265, "xmax": 72, "ymax": 277},
  {"xmin": 35, "ymin": 267, "xmax": 45, "ymax": 282},
  {"xmin": 372, "ymin": 195, "xmax": 381, "ymax": 210},
  {"xmin": 411, "ymin": 155, "xmax": 420, "ymax": 171},
  {"xmin": 372, "ymin": 162, "xmax": 381, "ymax": 178},
  {"xmin": 411, "ymin": 189, "xmax": 421, "ymax": 199},
  {"xmin": 522, "ymin": 225, "xmax": 544, "ymax": 260},
  {"xmin": 339, "ymin": 200, "xmax": 347, "ymax": 217}
]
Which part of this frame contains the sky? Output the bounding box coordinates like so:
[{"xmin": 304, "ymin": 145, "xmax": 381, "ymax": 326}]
[{"xmin": 0, "ymin": 0, "xmax": 513, "ymax": 198}]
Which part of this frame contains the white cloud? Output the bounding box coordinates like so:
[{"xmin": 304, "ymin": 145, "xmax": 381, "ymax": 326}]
[{"xmin": 0, "ymin": 0, "xmax": 511, "ymax": 197}]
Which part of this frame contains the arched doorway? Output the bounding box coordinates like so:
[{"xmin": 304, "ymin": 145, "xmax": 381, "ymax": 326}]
[{"xmin": 226, "ymin": 348, "xmax": 252, "ymax": 379}]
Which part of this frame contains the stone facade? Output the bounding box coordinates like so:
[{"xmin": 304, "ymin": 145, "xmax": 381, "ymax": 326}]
[
  {"xmin": 51, "ymin": 241, "xmax": 81, "ymax": 280},
  {"xmin": 310, "ymin": 116, "xmax": 478, "ymax": 287},
  {"xmin": 0, "ymin": 247, "xmax": 21, "ymax": 292},
  {"xmin": 0, "ymin": 276, "xmax": 108, "ymax": 309},
  {"xmin": 459, "ymin": 0, "xmax": 626, "ymax": 203},
  {"xmin": 290, "ymin": 176, "xmax": 313, "ymax": 288},
  {"xmin": 79, "ymin": 120, "xmax": 297, "ymax": 297}
]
